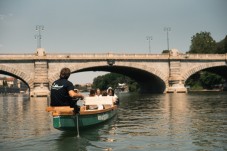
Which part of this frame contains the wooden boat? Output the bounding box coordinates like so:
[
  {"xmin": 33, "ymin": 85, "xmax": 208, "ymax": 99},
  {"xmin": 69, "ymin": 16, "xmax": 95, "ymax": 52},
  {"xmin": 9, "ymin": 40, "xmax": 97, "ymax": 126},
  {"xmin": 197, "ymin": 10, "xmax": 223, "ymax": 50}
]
[{"xmin": 46, "ymin": 96, "xmax": 118, "ymax": 131}]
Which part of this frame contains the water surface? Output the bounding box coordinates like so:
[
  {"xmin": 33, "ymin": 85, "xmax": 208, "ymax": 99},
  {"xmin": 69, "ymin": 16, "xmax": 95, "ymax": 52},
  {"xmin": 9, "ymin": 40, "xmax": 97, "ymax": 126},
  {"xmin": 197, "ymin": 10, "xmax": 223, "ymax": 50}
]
[{"xmin": 0, "ymin": 92, "xmax": 227, "ymax": 151}]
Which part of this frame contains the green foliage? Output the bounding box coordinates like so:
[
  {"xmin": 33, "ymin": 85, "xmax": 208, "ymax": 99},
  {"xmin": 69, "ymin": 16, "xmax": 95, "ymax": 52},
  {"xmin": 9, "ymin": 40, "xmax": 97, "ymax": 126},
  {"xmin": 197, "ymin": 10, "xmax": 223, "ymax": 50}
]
[
  {"xmin": 186, "ymin": 71, "xmax": 224, "ymax": 90},
  {"xmin": 189, "ymin": 32, "xmax": 226, "ymax": 54},
  {"xmin": 190, "ymin": 83, "xmax": 203, "ymax": 90},
  {"xmin": 128, "ymin": 81, "xmax": 139, "ymax": 92},
  {"xmin": 200, "ymin": 72, "xmax": 224, "ymax": 89},
  {"xmin": 74, "ymin": 84, "xmax": 89, "ymax": 92},
  {"xmin": 189, "ymin": 31, "xmax": 217, "ymax": 54},
  {"xmin": 216, "ymin": 35, "xmax": 227, "ymax": 54},
  {"xmin": 187, "ymin": 32, "xmax": 226, "ymax": 90},
  {"xmin": 92, "ymin": 73, "xmax": 139, "ymax": 92},
  {"xmin": 186, "ymin": 72, "xmax": 202, "ymax": 90},
  {"xmin": 162, "ymin": 50, "xmax": 170, "ymax": 54}
]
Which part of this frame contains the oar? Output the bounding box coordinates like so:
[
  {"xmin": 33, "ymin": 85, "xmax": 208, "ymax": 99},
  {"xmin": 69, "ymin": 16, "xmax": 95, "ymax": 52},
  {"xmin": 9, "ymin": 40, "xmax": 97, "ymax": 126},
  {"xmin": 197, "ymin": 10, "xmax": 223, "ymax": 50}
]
[
  {"xmin": 73, "ymin": 98, "xmax": 80, "ymax": 137},
  {"xmin": 76, "ymin": 114, "xmax": 80, "ymax": 138},
  {"xmin": 73, "ymin": 98, "xmax": 85, "ymax": 137}
]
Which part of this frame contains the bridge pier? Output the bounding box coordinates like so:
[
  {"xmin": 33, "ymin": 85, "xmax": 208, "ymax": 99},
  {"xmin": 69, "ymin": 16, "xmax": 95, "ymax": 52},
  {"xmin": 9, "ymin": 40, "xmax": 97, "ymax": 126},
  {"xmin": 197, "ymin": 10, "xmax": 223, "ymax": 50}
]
[
  {"xmin": 30, "ymin": 48, "xmax": 50, "ymax": 97},
  {"xmin": 166, "ymin": 77, "xmax": 187, "ymax": 93},
  {"xmin": 166, "ymin": 49, "xmax": 187, "ymax": 93},
  {"xmin": 30, "ymin": 83, "xmax": 50, "ymax": 97}
]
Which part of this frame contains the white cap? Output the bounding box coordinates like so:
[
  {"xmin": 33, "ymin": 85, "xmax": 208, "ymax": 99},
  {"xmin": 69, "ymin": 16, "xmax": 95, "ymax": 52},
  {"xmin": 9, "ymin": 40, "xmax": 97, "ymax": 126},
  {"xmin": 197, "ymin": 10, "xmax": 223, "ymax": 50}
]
[{"xmin": 107, "ymin": 87, "xmax": 112, "ymax": 90}]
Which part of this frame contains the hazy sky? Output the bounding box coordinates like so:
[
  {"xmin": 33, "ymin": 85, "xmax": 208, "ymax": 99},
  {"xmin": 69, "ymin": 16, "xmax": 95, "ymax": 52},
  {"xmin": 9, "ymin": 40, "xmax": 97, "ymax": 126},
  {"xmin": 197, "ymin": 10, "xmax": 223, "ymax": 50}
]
[{"xmin": 0, "ymin": 0, "xmax": 226, "ymax": 84}]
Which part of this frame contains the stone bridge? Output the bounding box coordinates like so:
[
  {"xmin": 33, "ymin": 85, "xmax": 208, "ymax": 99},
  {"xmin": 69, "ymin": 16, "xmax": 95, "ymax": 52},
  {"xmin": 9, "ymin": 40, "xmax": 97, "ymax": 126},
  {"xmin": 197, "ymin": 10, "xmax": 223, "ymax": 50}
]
[{"xmin": 0, "ymin": 48, "xmax": 226, "ymax": 96}]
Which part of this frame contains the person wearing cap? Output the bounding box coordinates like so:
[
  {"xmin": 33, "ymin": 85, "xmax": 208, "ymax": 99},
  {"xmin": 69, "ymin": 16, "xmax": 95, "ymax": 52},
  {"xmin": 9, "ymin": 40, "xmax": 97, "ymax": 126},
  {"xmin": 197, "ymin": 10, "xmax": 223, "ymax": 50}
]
[
  {"xmin": 50, "ymin": 67, "xmax": 84, "ymax": 107},
  {"xmin": 107, "ymin": 87, "xmax": 119, "ymax": 105}
]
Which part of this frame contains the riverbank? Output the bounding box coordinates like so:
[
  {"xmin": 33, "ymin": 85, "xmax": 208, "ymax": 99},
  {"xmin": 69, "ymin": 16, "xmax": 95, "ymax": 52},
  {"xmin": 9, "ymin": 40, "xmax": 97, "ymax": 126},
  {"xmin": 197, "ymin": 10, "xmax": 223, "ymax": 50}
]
[{"xmin": 188, "ymin": 89, "xmax": 224, "ymax": 92}]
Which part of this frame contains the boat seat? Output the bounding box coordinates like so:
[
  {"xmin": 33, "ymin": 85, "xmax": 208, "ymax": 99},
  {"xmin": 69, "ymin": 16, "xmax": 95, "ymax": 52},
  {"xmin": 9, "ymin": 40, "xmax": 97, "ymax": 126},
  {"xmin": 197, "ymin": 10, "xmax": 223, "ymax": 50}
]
[
  {"xmin": 46, "ymin": 106, "xmax": 74, "ymax": 116},
  {"xmin": 84, "ymin": 96, "xmax": 114, "ymax": 110},
  {"xmin": 46, "ymin": 106, "xmax": 72, "ymax": 112},
  {"xmin": 84, "ymin": 96, "xmax": 114, "ymax": 106}
]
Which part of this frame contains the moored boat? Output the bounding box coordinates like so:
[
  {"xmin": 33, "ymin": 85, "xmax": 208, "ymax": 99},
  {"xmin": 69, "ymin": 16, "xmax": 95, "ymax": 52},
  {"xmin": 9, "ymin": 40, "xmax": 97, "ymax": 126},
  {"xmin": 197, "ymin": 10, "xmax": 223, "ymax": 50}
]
[{"xmin": 46, "ymin": 96, "xmax": 118, "ymax": 131}]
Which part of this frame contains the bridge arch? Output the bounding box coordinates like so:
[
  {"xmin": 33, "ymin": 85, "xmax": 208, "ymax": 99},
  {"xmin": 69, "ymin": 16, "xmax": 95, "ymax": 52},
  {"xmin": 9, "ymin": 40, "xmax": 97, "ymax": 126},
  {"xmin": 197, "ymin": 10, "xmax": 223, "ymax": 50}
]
[
  {"xmin": 49, "ymin": 61, "xmax": 168, "ymax": 93},
  {"xmin": 0, "ymin": 65, "xmax": 33, "ymax": 89},
  {"xmin": 182, "ymin": 62, "xmax": 227, "ymax": 82}
]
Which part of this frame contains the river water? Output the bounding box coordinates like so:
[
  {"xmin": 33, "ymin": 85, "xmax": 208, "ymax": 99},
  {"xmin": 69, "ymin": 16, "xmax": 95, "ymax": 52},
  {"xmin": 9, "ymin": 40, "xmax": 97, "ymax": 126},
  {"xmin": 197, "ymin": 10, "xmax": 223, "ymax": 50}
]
[{"xmin": 0, "ymin": 92, "xmax": 227, "ymax": 151}]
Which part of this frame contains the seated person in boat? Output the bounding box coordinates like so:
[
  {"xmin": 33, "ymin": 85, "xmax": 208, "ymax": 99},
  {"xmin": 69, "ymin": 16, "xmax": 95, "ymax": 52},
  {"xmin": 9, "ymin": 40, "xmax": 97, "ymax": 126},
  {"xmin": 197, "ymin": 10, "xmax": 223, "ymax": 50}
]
[
  {"xmin": 102, "ymin": 90, "xmax": 107, "ymax": 96},
  {"xmin": 50, "ymin": 67, "xmax": 84, "ymax": 107},
  {"xmin": 88, "ymin": 89, "xmax": 99, "ymax": 109},
  {"xmin": 96, "ymin": 88, "xmax": 102, "ymax": 97},
  {"xmin": 89, "ymin": 89, "xmax": 96, "ymax": 97},
  {"xmin": 74, "ymin": 88, "xmax": 78, "ymax": 93},
  {"xmin": 107, "ymin": 87, "xmax": 119, "ymax": 105}
]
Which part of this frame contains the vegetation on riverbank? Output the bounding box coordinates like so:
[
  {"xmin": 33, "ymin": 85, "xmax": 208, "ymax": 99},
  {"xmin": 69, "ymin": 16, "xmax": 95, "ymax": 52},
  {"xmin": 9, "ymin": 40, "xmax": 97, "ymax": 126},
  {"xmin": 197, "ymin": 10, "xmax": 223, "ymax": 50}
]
[
  {"xmin": 92, "ymin": 73, "xmax": 139, "ymax": 92},
  {"xmin": 185, "ymin": 32, "xmax": 227, "ymax": 90}
]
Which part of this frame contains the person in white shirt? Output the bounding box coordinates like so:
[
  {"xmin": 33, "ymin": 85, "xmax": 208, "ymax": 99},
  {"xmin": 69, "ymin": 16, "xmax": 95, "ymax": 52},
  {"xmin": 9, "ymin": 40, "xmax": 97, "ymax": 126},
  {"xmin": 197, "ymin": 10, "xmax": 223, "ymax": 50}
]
[
  {"xmin": 96, "ymin": 88, "xmax": 102, "ymax": 97},
  {"xmin": 107, "ymin": 87, "xmax": 119, "ymax": 105}
]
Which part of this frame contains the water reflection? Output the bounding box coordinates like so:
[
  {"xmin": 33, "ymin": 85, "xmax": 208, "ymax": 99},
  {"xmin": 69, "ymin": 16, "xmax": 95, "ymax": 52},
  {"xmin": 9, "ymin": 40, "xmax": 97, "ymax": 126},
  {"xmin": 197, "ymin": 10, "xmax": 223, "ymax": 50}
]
[
  {"xmin": 114, "ymin": 92, "xmax": 227, "ymax": 150},
  {"xmin": 55, "ymin": 117, "xmax": 118, "ymax": 151},
  {"xmin": 0, "ymin": 95, "xmax": 53, "ymax": 141},
  {"xmin": 0, "ymin": 92, "xmax": 227, "ymax": 151},
  {"xmin": 186, "ymin": 92, "xmax": 227, "ymax": 150}
]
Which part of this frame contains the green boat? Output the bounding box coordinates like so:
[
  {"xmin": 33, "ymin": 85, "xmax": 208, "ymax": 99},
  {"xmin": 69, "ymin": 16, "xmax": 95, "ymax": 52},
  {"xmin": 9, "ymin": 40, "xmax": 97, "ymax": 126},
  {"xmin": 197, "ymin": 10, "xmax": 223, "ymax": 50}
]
[{"xmin": 46, "ymin": 96, "xmax": 118, "ymax": 131}]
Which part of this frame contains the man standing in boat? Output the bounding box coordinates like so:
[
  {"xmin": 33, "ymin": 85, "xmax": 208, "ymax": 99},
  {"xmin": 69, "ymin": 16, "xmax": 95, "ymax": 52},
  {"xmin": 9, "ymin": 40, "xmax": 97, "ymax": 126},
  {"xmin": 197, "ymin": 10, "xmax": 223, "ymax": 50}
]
[{"xmin": 50, "ymin": 67, "xmax": 84, "ymax": 107}]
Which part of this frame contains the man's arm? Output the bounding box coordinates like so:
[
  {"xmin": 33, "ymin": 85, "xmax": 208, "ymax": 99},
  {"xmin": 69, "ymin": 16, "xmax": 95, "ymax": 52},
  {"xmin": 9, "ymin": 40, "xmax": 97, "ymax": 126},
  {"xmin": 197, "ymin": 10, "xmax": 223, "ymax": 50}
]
[{"xmin": 68, "ymin": 90, "xmax": 84, "ymax": 99}]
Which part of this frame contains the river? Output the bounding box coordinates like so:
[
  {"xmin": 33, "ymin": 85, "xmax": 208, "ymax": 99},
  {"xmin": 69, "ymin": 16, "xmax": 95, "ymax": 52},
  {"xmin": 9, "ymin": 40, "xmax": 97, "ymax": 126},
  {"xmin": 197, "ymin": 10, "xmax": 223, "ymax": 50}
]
[{"xmin": 0, "ymin": 92, "xmax": 227, "ymax": 151}]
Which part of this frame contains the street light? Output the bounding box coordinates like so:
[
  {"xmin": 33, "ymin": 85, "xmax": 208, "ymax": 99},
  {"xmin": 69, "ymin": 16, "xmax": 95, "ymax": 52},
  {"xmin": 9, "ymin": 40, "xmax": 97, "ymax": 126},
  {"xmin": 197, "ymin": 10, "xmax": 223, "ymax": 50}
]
[
  {"xmin": 164, "ymin": 27, "xmax": 171, "ymax": 50},
  {"xmin": 35, "ymin": 25, "xmax": 44, "ymax": 48},
  {"xmin": 146, "ymin": 36, "xmax": 152, "ymax": 53}
]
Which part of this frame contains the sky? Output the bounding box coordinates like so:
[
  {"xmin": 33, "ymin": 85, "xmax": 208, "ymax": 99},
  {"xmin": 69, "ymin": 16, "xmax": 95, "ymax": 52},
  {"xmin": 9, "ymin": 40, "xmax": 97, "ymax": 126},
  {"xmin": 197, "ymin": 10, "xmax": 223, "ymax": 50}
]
[{"xmin": 0, "ymin": 0, "xmax": 227, "ymax": 84}]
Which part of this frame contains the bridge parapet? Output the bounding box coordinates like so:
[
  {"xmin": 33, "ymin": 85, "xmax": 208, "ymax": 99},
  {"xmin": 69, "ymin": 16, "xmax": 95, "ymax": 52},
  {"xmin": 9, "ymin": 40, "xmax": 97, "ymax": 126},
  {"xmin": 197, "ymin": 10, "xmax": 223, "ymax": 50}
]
[
  {"xmin": 0, "ymin": 53, "xmax": 226, "ymax": 60},
  {"xmin": 1, "ymin": 50, "xmax": 226, "ymax": 96},
  {"xmin": 44, "ymin": 53, "xmax": 170, "ymax": 60},
  {"xmin": 0, "ymin": 53, "xmax": 169, "ymax": 61},
  {"xmin": 174, "ymin": 54, "xmax": 227, "ymax": 60}
]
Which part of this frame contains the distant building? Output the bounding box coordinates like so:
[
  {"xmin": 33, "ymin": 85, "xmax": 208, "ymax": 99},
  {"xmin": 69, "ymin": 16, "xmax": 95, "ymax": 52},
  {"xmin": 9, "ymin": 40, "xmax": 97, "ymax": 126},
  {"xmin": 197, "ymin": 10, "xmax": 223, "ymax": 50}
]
[
  {"xmin": 115, "ymin": 83, "xmax": 129, "ymax": 93},
  {"xmin": 0, "ymin": 76, "xmax": 28, "ymax": 93},
  {"xmin": 74, "ymin": 83, "xmax": 92, "ymax": 92}
]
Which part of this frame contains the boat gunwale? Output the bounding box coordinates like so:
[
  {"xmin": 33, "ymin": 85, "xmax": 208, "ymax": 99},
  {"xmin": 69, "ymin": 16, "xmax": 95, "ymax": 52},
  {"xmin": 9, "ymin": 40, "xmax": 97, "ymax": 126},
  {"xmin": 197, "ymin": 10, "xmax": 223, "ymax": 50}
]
[
  {"xmin": 46, "ymin": 105, "xmax": 117, "ymax": 116},
  {"xmin": 80, "ymin": 105, "xmax": 117, "ymax": 115}
]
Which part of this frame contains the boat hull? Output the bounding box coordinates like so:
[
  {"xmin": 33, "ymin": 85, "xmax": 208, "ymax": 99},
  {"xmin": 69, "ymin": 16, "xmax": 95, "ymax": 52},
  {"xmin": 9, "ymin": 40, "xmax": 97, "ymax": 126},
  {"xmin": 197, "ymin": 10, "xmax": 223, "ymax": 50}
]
[{"xmin": 53, "ymin": 108, "xmax": 117, "ymax": 131}]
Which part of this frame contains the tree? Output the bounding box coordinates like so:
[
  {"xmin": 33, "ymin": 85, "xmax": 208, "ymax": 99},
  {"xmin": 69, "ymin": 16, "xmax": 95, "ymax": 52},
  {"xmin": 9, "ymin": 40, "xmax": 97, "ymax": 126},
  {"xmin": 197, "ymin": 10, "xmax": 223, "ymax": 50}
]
[
  {"xmin": 186, "ymin": 70, "xmax": 225, "ymax": 90},
  {"xmin": 185, "ymin": 73, "xmax": 203, "ymax": 90},
  {"xmin": 216, "ymin": 35, "xmax": 227, "ymax": 54},
  {"xmin": 186, "ymin": 32, "xmax": 226, "ymax": 90},
  {"xmin": 200, "ymin": 71, "xmax": 224, "ymax": 89},
  {"xmin": 92, "ymin": 73, "xmax": 139, "ymax": 92},
  {"xmin": 162, "ymin": 50, "xmax": 170, "ymax": 54},
  {"xmin": 225, "ymin": 35, "xmax": 227, "ymax": 52},
  {"xmin": 189, "ymin": 31, "xmax": 217, "ymax": 54}
]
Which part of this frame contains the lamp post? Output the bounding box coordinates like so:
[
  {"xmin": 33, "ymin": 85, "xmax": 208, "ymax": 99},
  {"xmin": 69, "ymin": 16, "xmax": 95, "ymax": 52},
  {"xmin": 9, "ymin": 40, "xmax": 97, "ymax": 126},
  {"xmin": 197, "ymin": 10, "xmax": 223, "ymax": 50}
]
[
  {"xmin": 164, "ymin": 27, "xmax": 171, "ymax": 50},
  {"xmin": 35, "ymin": 25, "xmax": 44, "ymax": 48},
  {"xmin": 146, "ymin": 36, "xmax": 152, "ymax": 53}
]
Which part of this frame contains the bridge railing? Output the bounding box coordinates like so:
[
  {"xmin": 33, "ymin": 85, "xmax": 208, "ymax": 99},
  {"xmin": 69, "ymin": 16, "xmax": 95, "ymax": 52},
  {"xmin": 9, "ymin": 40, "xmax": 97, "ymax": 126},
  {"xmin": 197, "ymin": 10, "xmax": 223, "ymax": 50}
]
[
  {"xmin": 178, "ymin": 54, "xmax": 226, "ymax": 60},
  {"xmin": 0, "ymin": 53, "xmax": 37, "ymax": 60},
  {"xmin": 0, "ymin": 53, "xmax": 226, "ymax": 60},
  {"xmin": 0, "ymin": 53, "xmax": 168, "ymax": 60},
  {"xmin": 0, "ymin": 53, "xmax": 35, "ymax": 56},
  {"xmin": 45, "ymin": 53, "xmax": 170, "ymax": 59}
]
